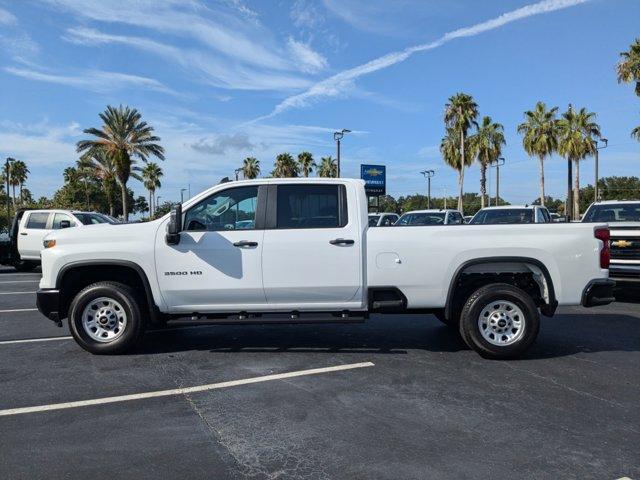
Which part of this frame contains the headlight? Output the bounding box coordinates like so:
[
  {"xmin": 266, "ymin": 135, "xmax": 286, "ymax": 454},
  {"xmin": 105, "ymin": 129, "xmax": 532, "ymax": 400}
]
[{"xmin": 43, "ymin": 239, "xmax": 56, "ymax": 249}]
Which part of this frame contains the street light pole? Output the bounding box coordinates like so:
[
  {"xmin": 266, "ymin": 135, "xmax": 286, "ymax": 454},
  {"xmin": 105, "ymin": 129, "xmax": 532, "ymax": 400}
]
[
  {"xmin": 180, "ymin": 188, "xmax": 186, "ymax": 204},
  {"xmin": 420, "ymin": 170, "xmax": 435, "ymax": 209},
  {"xmin": 234, "ymin": 168, "xmax": 243, "ymax": 181},
  {"xmin": 491, "ymin": 157, "xmax": 505, "ymax": 206},
  {"xmin": 4, "ymin": 157, "xmax": 15, "ymax": 226},
  {"xmin": 594, "ymin": 138, "xmax": 608, "ymax": 202},
  {"xmin": 333, "ymin": 129, "xmax": 351, "ymax": 177}
]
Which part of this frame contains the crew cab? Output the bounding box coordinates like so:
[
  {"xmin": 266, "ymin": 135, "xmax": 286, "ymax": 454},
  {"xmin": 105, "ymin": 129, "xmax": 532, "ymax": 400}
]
[
  {"xmin": 36, "ymin": 179, "xmax": 614, "ymax": 359},
  {"xmin": 470, "ymin": 205, "xmax": 551, "ymax": 224},
  {"xmin": 582, "ymin": 200, "xmax": 640, "ymax": 283},
  {"xmin": 0, "ymin": 209, "xmax": 116, "ymax": 271}
]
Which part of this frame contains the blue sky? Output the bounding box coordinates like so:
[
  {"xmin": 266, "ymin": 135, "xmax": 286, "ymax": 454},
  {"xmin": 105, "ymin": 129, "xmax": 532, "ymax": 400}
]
[{"xmin": 0, "ymin": 0, "xmax": 639, "ymax": 206}]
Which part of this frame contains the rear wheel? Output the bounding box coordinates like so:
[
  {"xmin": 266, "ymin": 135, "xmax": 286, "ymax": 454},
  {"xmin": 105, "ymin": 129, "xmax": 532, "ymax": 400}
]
[
  {"xmin": 459, "ymin": 283, "xmax": 539, "ymax": 359},
  {"xmin": 68, "ymin": 281, "xmax": 146, "ymax": 354}
]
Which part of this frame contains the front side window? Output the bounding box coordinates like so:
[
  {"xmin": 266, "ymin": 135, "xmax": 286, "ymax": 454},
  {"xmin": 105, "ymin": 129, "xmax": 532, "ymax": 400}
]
[
  {"xmin": 448, "ymin": 213, "xmax": 463, "ymax": 225},
  {"xmin": 184, "ymin": 186, "xmax": 258, "ymax": 231},
  {"xmin": 397, "ymin": 212, "xmax": 446, "ymax": 226},
  {"xmin": 276, "ymin": 184, "xmax": 347, "ymax": 229},
  {"xmin": 26, "ymin": 212, "xmax": 49, "ymax": 229},
  {"xmin": 74, "ymin": 213, "xmax": 109, "ymax": 225},
  {"xmin": 368, "ymin": 215, "xmax": 380, "ymax": 227},
  {"xmin": 380, "ymin": 214, "xmax": 398, "ymax": 226},
  {"xmin": 52, "ymin": 213, "xmax": 76, "ymax": 229}
]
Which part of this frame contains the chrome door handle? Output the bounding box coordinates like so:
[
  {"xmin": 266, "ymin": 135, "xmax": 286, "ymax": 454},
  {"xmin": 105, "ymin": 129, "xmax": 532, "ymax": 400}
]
[
  {"xmin": 233, "ymin": 240, "xmax": 258, "ymax": 248},
  {"xmin": 329, "ymin": 238, "xmax": 354, "ymax": 246}
]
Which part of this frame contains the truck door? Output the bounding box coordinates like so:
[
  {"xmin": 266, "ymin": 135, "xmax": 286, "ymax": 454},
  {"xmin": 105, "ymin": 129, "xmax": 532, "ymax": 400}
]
[
  {"xmin": 17, "ymin": 212, "xmax": 51, "ymax": 260},
  {"xmin": 261, "ymin": 183, "xmax": 364, "ymax": 309},
  {"xmin": 155, "ymin": 185, "xmax": 266, "ymax": 313}
]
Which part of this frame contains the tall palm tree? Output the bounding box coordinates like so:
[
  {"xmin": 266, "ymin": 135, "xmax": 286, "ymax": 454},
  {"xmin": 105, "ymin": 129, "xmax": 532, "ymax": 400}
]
[
  {"xmin": 272, "ymin": 153, "xmax": 299, "ymax": 178},
  {"xmin": 242, "ymin": 157, "xmax": 260, "ymax": 179},
  {"xmin": 441, "ymin": 128, "xmax": 476, "ymax": 212},
  {"xmin": 79, "ymin": 150, "xmax": 119, "ymax": 216},
  {"xmin": 517, "ymin": 102, "xmax": 559, "ymax": 207},
  {"xmin": 76, "ymin": 105, "xmax": 165, "ymax": 221},
  {"xmin": 317, "ymin": 156, "xmax": 337, "ymax": 178},
  {"xmin": 632, "ymin": 124, "xmax": 640, "ymax": 142},
  {"xmin": 297, "ymin": 151, "xmax": 316, "ymax": 177},
  {"xmin": 444, "ymin": 93, "xmax": 478, "ymax": 213},
  {"xmin": 141, "ymin": 162, "xmax": 163, "ymax": 217},
  {"xmin": 474, "ymin": 116, "xmax": 505, "ymax": 208},
  {"xmin": 617, "ymin": 38, "xmax": 640, "ymax": 97},
  {"xmin": 558, "ymin": 105, "xmax": 601, "ymax": 219},
  {"xmin": 9, "ymin": 160, "xmax": 29, "ymax": 207}
]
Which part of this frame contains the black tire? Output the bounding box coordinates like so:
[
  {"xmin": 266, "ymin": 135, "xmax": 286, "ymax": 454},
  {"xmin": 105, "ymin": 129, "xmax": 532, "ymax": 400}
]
[
  {"xmin": 13, "ymin": 260, "xmax": 38, "ymax": 272},
  {"xmin": 68, "ymin": 281, "xmax": 146, "ymax": 354},
  {"xmin": 459, "ymin": 283, "xmax": 540, "ymax": 359}
]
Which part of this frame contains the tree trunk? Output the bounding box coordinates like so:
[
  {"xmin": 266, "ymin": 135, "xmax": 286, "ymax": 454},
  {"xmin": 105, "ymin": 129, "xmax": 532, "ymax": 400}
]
[
  {"xmin": 573, "ymin": 159, "xmax": 580, "ymax": 220},
  {"xmin": 480, "ymin": 163, "xmax": 487, "ymax": 208},
  {"xmin": 148, "ymin": 190, "xmax": 152, "ymax": 218},
  {"xmin": 539, "ymin": 156, "xmax": 545, "ymax": 206},
  {"xmin": 121, "ymin": 183, "xmax": 128, "ymax": 221},
  {"xmin": 457, "ymin": 169, "xmax": 465, "ymax": 215},
  {"xmin": 459, "ymin": 129, "xmax": 465, "ymax": 214},
  {"xmin": 12, "ymin": 185, "xmax": 16, "ymax": 208}
]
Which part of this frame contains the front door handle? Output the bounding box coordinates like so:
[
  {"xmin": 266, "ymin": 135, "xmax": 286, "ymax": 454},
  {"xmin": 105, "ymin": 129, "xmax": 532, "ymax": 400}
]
[
  {"xmin": 329, "ymin": 238, "xmax": 354, "ymax": 246},
  {"xmin": 20, "ymin": 232, "xmax": 27, "ymax": 236},
  {"xmin": 233, "ymin": 240, "xmax": 258, "ymax": 248}
]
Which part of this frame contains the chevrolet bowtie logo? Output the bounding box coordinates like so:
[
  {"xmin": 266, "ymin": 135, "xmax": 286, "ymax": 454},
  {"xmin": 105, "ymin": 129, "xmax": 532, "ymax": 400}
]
[{"xmin": 612, "ymin": 240, "xmax": 633, "ymax": 248}]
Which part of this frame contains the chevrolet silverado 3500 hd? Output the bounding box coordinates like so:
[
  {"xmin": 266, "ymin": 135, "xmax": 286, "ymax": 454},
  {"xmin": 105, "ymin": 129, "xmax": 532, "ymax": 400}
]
[{"xmin": 36, "ymin": 178, "xmax": 614, "ymax": 359}]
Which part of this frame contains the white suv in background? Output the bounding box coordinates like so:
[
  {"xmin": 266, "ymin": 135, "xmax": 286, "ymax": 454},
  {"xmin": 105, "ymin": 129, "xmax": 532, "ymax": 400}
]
[
  {"xmin": 395, "ymin": 209, "xmax": 464, "ymax": 226},
  {"xmin": 470, "ymin": 205, "xmax": 551, "ymax": 224}
]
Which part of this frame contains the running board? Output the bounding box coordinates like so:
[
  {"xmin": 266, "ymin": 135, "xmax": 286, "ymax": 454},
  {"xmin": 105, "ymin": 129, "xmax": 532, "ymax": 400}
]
[
  {"xmin": 371, "ymin": 300, "xmax": 404, "ymax": 310},
  {"xmin": 166, "ymin": 311, "xmax": 369, "ymax": 326}
]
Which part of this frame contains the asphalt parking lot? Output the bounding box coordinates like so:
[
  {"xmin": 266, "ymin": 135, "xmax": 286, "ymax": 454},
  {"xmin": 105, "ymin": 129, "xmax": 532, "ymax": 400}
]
[{"xmin": 0, "ymin": 266, "xmax": 638, "ymax": 480}]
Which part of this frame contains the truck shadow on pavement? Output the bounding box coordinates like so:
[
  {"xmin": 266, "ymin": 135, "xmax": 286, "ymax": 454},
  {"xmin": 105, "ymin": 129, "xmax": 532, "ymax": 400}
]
[{"xmin": 136, "ymin": 312, "xmax": 640, "ymax": 359}]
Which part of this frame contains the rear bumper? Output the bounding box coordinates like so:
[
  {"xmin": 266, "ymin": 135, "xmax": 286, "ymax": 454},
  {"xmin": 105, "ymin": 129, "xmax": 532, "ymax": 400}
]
[
  {"xmin": 36, "ymin": 288, "xmax": 62, "ymax": 325},
  {"xmin": 581, "ymin": 279, "xmax": 616, "ymax": 307}
]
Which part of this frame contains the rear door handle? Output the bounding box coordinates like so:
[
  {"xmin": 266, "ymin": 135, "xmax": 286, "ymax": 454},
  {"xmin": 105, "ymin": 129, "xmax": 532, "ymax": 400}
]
[
  {"xmin": 233, "ymin": 240, "xmax": 258, "ymax": 248},
  {"xmin": 329, "ymin": 238, "xmax": 354, "ymax": 246}
]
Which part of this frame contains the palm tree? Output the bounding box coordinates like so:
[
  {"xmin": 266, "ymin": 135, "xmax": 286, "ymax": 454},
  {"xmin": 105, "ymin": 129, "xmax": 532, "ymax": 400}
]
[
  {"xmin": 272, "ymin": 153, "xmax": 299, "ymax": 178},
  {"xmin": 317, "ymin": 156, "xmax": 337, "ymax": 178},
  {"xmin": 79, "ymin": 150, "xmax": 119, "ymax": 216},
  {"xmin": 242, "ymin": 157, "xmax": 260, "ymax": 179},
  {"xmin": 444, "ymin": 93, "xmax": 478, "ymax": 213},
  {"xmin": 76, "ymin": 105, "xmax": 165, "ymax": 221},
  {"xmin": 474, "ymin": 116, "xmax": 505, "ymax": 208},
  {"xmin": 617, "ymin": 38, "xmax": 640, "ymax": 97},
  {"xmin": 517, "ymin": 102, "xmax": 559, "ymax": 207},
  {"xmin": 297, "ymin": 151, "xmax": 316, "ymax": 177},
  {"xmin": 141, "ymin": 162, "xmax": 163, "ymax": 217},
  {"xmin": 441, "ymin": 128, "xmax": 476, "ymax": 212},
  {"xmin": 9, "ymin": 160, "xmax": 29, "ymax": 207},
  {"xmin": 632, "ymin": 124, "xmax": 640, "ymax": 142},
  {"xmin": 558, "ymin": 105, "xmax": 601, "ymax": 219}
]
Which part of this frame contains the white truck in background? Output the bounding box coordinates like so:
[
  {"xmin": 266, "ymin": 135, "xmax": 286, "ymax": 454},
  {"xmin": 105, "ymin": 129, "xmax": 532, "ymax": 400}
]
[{"xmin": 36, "ymin": 178, "xmax": 614, "ymax": 359}]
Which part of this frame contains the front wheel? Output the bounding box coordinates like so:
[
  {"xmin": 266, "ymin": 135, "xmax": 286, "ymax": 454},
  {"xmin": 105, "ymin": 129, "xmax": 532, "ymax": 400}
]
[
  {"xmin": 68, "ymin": 281, "xmax": 146, "ymax": 354},
  {"xmin": 459, "ymin": 283, "xmax": 540, "ymax": 359}
]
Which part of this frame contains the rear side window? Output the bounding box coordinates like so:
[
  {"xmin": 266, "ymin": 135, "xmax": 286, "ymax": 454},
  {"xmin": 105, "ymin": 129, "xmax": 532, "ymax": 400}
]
[
  {"xmin": 26, "ymin": 212, "xmax": 49, "ymax": 229},
  {"xmin": 276, "ymin": 184, "xmax": 347, "ymax": 229}
]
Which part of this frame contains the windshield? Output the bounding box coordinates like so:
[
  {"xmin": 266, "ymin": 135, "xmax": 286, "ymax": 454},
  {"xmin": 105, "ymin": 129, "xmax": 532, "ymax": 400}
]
[
  {"xmin": 583, "ymin": 204, "xmax": 640, "ymax": 222},
  {"xmin": 368, "ymin": 215, "xmax": 380, "ymax": 227},
  {"xmin": 74, "ymin": 213, "xmax": 113, "ymax": 225},
  {"xmin": 470, "ymin": 209, "xmax": 534, "ymax": 224},
  {"xmin": 396, "ymin": 212, "xmax": 446, "ymax": 226}
]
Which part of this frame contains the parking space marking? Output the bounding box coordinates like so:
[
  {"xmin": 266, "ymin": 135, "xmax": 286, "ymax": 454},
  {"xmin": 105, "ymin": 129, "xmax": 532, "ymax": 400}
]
[
  {"xmin": 0, "ymin": 280, "xmax": 40, "ymax": 284},
  {"xmin": 0, "ymin": 291, "xmax": 36, "ymax": 295},
  {"xmin": 0, "ymin": 362, "xmax": 374, "ymax": 417},
  {"xmin": 0, "ymin": 336, "xmax": 71, "ymax": 345},
  {"xmin": 0, "ymin": 308, "xmax": 38, "ymax": 313}
]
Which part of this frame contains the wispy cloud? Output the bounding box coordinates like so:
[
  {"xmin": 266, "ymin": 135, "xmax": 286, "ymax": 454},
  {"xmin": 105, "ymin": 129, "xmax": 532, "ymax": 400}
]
[
  {"xmin": 287, "ymin": 38, "xmax": 328, "ymax": 74},
  {"xmin": 64, "ymin": 27, "xmax": 311, "ymax": 91},
  {"xmin": 0, "ymin": 7, "xmax": 17, "ymax": 25},
  {"xmin": 4, "ymin": 66, "xmax": 177, "ymax": 95},
  {"xmin": 261, "ymin": 0, "xmax": 591, "ymax": 119},
  {"xmin": 190, "ymin": 133, "xmax": 256, "ymax": 155}
]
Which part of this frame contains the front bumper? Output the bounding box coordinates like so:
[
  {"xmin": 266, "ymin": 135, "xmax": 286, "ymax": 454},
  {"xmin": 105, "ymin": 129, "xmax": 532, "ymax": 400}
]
[
  {"xmin": 581, "ymin": 279, "xmax": 616, "ymax": 307},
  {"xmin": 36, "ymin": 288, "xmax": 62, "ymax": 326}
]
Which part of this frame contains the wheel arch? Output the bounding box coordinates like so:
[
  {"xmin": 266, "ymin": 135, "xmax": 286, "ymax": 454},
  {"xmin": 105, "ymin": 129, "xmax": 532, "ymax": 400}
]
[{"xmin": 444, "ymin": 256, "xmax": 557, "ymax": 320}]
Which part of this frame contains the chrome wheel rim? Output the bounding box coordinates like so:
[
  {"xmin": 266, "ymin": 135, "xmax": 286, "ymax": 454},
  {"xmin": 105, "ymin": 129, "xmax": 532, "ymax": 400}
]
[
  {"xmin": 82, "ymin": 297, "xmax": 127, "ymax": 343},
  {"xmin": 478, "ymin": 300, "xmax": 525, "ymax": 346}
]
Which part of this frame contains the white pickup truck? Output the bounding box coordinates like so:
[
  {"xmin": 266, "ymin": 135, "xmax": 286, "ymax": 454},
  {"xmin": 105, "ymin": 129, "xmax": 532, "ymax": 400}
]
[{"xmin": 37, "ymin": 178, "xmax": 614, "ymax": 359}]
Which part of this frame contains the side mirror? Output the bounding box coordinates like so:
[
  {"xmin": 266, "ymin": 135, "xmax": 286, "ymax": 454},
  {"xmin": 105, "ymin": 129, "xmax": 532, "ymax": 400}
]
[
  {"xmin": 59, "ymin": 220, "xmax": 71, "ymax": 229},
  {"xmin": 166, "ymin": 204, "xmax": 182, "ymax": 245}
]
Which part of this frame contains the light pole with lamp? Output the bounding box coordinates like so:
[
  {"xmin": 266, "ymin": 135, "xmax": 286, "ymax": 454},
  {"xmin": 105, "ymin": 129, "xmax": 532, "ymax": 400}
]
[
  {"xmin": 420, "ymin": 170, "xmax": 435, "ymax": 209},
  {"xmin": 491, "ymin": 157, "xmax": 505, "ymax": 206},
  {"xmin": 594, "ymin": 138, "xmax": 608, "ymax": 202},
  {"xmin": 234, "ymin": 167, "xmax": 243, "ymax": 181},
  {"xmin": 333, "ymin": 129, "xmax": 351, "ymax": 177},
  {"xmin": 4, "ymin": 157, "xmax": 15, "ymax": 226}
]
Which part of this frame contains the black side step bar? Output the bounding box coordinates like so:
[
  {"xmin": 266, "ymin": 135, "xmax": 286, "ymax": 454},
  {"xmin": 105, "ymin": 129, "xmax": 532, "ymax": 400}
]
[{"xmin": 166, "ymin": 310, "xmax": 369, "ymax": 327}]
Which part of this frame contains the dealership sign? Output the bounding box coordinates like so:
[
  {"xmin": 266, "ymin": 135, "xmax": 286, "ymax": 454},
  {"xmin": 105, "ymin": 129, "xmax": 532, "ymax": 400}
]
[{"xmin": 360, "ymin": 164, "xmax": 386, "ymax": 196}]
